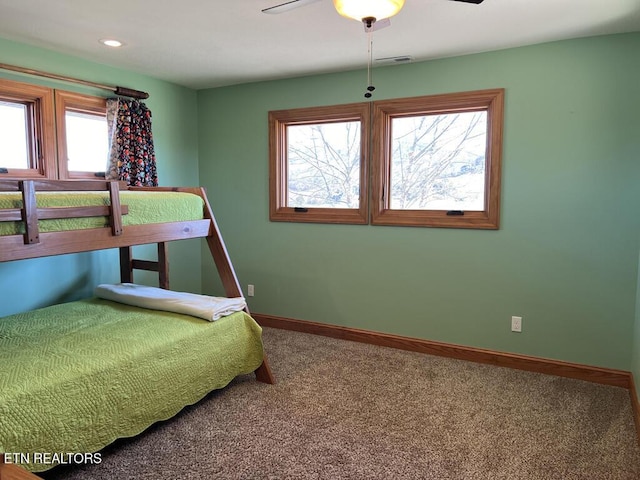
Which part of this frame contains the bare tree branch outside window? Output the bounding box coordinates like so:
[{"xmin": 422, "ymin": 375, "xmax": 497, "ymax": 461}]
[
  {"xmin": 285, "ymin": 113, "xmax": 486, "ymax": 211},
  {"xmin": 390, "ymin": 111, "xmax": 487, "ymax": 211},
  {"xmin": 287, "ymin": 121, "xmax": 361, "ymax": 209}
]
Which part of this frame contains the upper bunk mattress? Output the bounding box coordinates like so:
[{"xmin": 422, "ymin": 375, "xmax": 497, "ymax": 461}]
[
  {"xmin": 0, "ymin": 298, "xmax": 264, "ymax": 472},
  {"xmin": 0, "ymin": 190, "xmax": 204, "ymax": 236}
]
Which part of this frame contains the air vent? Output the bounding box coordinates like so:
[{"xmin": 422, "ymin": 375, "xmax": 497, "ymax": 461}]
[{"xmin": 375, "ymin": 55, "xmax": 413, "ymax": 65}]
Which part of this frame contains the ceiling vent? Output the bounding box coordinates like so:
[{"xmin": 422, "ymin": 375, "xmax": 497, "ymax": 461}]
[{"xmin": 375, "ymin": 55, "xmax": 413, "ymax": 65}]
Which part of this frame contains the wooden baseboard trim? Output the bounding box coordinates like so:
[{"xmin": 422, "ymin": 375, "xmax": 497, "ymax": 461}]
[
  {"xmin": 253, "ymin": 313, "xmax": 631, "ymax": 389},
  {"xmin": 631, "ymin": 376, "xmax": 640, "ymax": 446}
]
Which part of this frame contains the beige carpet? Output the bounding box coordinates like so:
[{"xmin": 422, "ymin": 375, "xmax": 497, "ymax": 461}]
[{"xmin": 42, "ymin": 327, "xmax": 640, "ymax": 479}]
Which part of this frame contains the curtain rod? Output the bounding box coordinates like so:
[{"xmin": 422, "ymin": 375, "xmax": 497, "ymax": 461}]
[{"xmin": 0, "ymin": 62, "xmax": 150, "ymax": 99}]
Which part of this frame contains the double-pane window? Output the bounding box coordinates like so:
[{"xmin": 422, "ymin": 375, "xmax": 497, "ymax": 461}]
[
  {"xmin": 0, "ymin": 78, "xmax": 107, "ymax": 179},
  {"xmin": 269, "ymin": 89, "xmax": 504, "ymax": 229}
]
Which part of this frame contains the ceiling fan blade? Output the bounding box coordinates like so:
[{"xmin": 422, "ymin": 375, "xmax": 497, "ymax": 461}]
[
  {"xmin": 261, "ymin": 0, "xmax": 322, "ymax": 14},
  {"xmin": 364, "ymin": 18, "xmax": 391, "ymax": 33},
  {"xmin": 450, "ymin": 0, "xmax": 485, "ymax": 4}
]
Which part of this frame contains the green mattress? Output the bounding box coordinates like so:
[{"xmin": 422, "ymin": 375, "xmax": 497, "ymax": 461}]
[
  {"xmin": 0, "ymin": 190, "xmax": 204, "ymax": 236},
  {"xmin": 0, "ymin": 298, "xmax": 264, "ymax": 472}
]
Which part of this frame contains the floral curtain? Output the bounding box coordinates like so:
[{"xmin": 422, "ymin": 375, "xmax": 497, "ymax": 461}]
[{"xmin": 106, "ymin": 98, "xmax": 158, "ymax": 186}]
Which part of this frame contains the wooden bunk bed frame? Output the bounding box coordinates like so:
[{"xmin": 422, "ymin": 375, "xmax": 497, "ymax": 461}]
[
  {"xmin": 0, "ymin": 179, "xmax": 274, "ymax": 480},
  {"xmin": 0, "ymin": 178, "xmax": 274, "ymax": 383}
]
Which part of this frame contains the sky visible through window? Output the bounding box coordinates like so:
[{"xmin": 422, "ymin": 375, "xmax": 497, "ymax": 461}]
[
  {"xmin": 0, "ymin": 102, "xmax": 108, "ymax": 172},
  {"xmin": 0, "ymin": 101, "xmax": 29, "ymax": 169},
  {"xmin": 65, "ymin": 110, "xmax": 108, "ymax": 172}
]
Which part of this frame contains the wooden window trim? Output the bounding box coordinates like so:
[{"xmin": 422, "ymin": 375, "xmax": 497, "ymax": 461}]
[
  {"xmin": 54, "ymin": 90, "xmax": 107, "ymax": 180},
  {"xmin": 269, "ymin": 102, "xmax": 370, "ymax": 225},
  {"xmin": 371, "ymin": 88, "xmax": 504, "ymax": 229},
  {"xmin": 0, "ymin": 79, "xmax": 56, "ymax": 179}
]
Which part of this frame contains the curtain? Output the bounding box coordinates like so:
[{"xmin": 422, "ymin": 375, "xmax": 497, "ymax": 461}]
[{"xmin": 106, "ymin": 98, "xmax": 158, "ymax": 186}]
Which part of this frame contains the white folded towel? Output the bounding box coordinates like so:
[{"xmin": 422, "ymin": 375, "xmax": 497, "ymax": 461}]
[{"xmin": 95, "ymin": 283, "xmax": 246, "ymax": 321}]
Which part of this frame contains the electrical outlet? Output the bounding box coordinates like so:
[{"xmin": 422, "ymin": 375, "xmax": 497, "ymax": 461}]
[
  {"xmin": 247, "ymin": 284, "xmax": 255, "ymax": 297},
  {"xmin": 511, "ymin": 316, "xmax": 522, "ymax": 333}
]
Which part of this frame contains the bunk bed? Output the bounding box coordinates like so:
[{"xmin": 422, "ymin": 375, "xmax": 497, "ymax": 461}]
[{"xmin": 0, "ymin": 179, "xmax": 275, "ymax": 477}]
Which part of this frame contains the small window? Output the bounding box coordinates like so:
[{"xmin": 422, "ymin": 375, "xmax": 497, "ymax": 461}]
[
  {"xmin": 372, "ymin": 89, "xmax": 504, "ymax": 229},
  {"xmin": 0, "ymin": 79, "xmax": 56, "ymax": 178},
  {"xmin": 55, "ymin": 91, "xmax": 108, "ymax": 179},
  {"xmin": 269, "ymin": 103, "xmax": 370, "ymax": 224}
]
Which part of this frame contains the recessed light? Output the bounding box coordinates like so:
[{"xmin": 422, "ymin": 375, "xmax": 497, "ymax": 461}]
[{"xmin": 100, "ymin": 39, "xmax": 123, "ymax": 48}]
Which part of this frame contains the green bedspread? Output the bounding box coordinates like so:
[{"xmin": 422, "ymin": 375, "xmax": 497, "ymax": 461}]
[
  {"xmin": 0, "ymin": 190, "xmax": 204, "ymax": 236},
  {"xmin": 0, "ymin": 298, "xmax": 264, "ymax": 472}
]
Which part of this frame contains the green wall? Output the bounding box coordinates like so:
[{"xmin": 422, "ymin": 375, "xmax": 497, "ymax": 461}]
[
  {"xmin": 0, "ymin": 37, "xmax": 201, "ymax": 317},
  {"xmin": 1, "ymin": 32, "xmax": 639, "ymax": 381},
  {"xmin": 198, "ymin": 32, "xmax": 640, "ymax": 371}
]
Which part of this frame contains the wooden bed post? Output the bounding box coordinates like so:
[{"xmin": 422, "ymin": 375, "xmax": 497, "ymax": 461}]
[
  {"xmin": 157, "ymin": 242, "xmax": 169, "ymax": 289},
  {"xmin": 119, "ymin": 246, "xmax": 133, "ymax": 283},
  {"xmin": 119, "ymin": 243, "xmax": 170, "ymax": 290},
  {"xmin": 19, "ymin": 181, "xmax": 39, "ymax": 245},
  {"xmin": 0, "ymin": 455, "xmax": 42, "ymax": 480},
  {"xmin": 254, "ymin": 356, "xmax": 275, "ymax": 384}
]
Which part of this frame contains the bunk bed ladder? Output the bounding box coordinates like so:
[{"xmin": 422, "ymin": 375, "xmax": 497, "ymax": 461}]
[
  {"xmin": 119, "ymin": 243, "xmax": 170, "ymax": 289},
  {"xmin": 119, "ymin": 186, "xmax": 275, "ymax": 384}
]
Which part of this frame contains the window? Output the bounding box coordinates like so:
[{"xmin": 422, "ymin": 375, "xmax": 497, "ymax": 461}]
[
  {"xmin": 0, "ymin": 78, "xmax": 107, "ymax": 180},
  {"xmin": 55, "ymin": 91, "xmax": 108, "ymax": 179},
  {"xmin": 271, "ymin": 89, "xmax": 505, "ymax": 228},
  {"xmin": 0, "ymin": 79, "xmax": 56, "ymax": 178},
  {"xmin": 372, "ymin": 89, "xmax": 504, "ymax": 229},
  {"xmin": 269, "ymin": 103, "xmax": 370, "ymax": 224}
]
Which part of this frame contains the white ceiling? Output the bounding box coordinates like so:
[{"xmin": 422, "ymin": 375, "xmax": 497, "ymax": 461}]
[{"xmin": 1, "ymin": 0, "xmax": 640, "ymax": 90}]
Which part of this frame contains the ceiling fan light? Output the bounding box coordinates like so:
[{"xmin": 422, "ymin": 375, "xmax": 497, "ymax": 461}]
[{"xmin": 333, "ymin": 0, "xmax": 405, "ymax": 22}]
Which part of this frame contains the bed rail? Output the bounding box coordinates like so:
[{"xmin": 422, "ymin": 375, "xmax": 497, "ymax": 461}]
[
  {"xmin": 0, "ymin": 181, "xmax": 210, "ymax": 262},
  {"xmin": 0, "ymin": 179, "xmax": 127, "ymax": 245}
]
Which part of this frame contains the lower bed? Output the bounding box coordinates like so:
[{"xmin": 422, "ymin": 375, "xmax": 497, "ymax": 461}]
[{"xmin": 0, "ymin": 298, "xmax": 265, "ymax": 473}]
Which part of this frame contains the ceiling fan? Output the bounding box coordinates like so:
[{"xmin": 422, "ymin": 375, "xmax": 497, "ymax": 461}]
[
  {"xmin": 262, "ymin": 0, "xmax": 485, "ymax": 98},
  {"xmin": 262, "ymin": 0, "xmax": 485, "ymax": 18}
]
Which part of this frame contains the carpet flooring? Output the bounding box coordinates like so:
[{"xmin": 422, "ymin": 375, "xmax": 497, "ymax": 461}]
[{"xmin": 41, "ymin": 327, "xmax": 640, "ymax": 479}]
